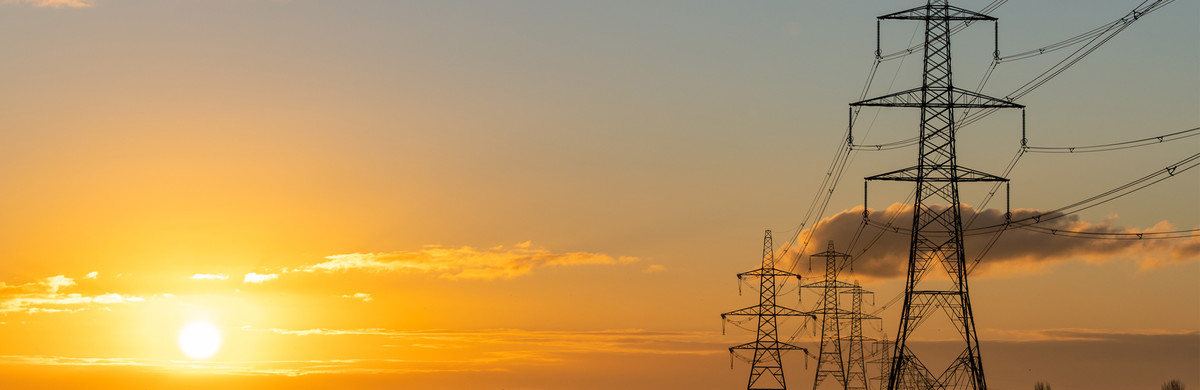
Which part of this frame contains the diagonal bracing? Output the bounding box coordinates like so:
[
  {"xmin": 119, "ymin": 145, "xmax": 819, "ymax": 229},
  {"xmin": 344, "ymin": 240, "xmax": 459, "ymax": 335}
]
[
  {"xmin": 850, "ymin": 1, "xmax": 1023, "ymax": 389},
  {"xmin": 723, "ymin": 230, "xmax": 816, "ymax": 390}
]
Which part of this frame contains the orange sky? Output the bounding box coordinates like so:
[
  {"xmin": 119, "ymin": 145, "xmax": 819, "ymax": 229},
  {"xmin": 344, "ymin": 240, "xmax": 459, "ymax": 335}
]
[{"xmin": 0, "ymin": 0, "xmax": 1196, "ymax": 389}]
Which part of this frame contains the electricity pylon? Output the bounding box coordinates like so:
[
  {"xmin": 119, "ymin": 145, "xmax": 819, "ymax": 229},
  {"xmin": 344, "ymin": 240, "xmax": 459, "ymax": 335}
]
[
  {"xmin": 801, "ymin": 241, "xmax": 858, "ymax": 390},
  {"xmin": 871, "ymin": 337, "xmax": 896, "ymax": 390},
  {"xmin": 840, "ymin": 283, "xmax": 877, "ymax": 390},
  {"xmin": 850, "ymin": 1, "xmax": 1023, "ymax": 389},
  {"xmin": 723, "ymin": 230, "xmax": 815, "ymax": 390}
]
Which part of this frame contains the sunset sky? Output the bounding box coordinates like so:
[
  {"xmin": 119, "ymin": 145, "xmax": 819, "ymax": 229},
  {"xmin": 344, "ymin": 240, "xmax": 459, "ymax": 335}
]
[{"xmin": 0, "ymin": 0, "xmax": 1196, "ymax": 389}]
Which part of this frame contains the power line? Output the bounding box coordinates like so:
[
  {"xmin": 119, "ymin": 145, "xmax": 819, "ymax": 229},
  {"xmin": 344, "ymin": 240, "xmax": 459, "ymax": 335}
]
[
  {"xmin": 854, "ymin": 3, "xmax": 1018, "ymax": 388},
  {"xmin": 722, "ymin": 231, "xmax": 814, "ymax": 390},
  {"xmin": 996, "ymin": 0, "xmax": 1175, "ymax": 63},
  {"xmin": 850, "ymin": 0, "xmax": 1179, "ymax": 152},
  {"xmin": 1023, "ymin": 127, "xmax": 1199, "ymax": 154},
  {"xmin": 875, "ymin": 0, "xmax": 1009, "ymax": 62},
  {"xmin": 864, "ymin": 151, "xmax": 1200, "ymax": 236},
  {"xmin": 1016, "ymin": 225, "xmax": 1200, "ymax": 240}
]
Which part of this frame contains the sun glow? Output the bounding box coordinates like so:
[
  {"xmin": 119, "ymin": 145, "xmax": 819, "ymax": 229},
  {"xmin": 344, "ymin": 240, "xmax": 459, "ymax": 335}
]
[{"xmin": 178, "ymin": 321, "xmax": 222, "ymax": 359}]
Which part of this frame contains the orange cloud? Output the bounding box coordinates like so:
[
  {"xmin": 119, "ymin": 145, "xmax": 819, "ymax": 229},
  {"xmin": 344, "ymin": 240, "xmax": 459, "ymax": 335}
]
[
  {"xmin": 301, "ymin": 242, "xmax": 639, "ymax": 280},
  {"xmin": 239, "ymin": 327, "xmax": 722, "ymax": 356},
  {"xmin": 0, "ymin": 275, "xmax": 145, "ymax": 314},
  {"xmin": 0, "ymin": 275, "xmax": 76, "ymax": 294},
  {"xmin": 5, "ymin": 0, "xmax": 93, "ymax": 8},
  {"xmin": 0, "ymin": 327, "xmax": 723, "ymax": 379},
  {"xmin": 0, "ymin": 355, "xmax": 508, "ymax": 376},
  {"xmin": 981, "ymin": 328, "xmax": 1199, "ymax": 342},
  {"xmin": 643, "ymin": 264, "xmax": 666, "ymax": 273},
  {"xmin": 341, "ymin": 293, "xmax": 373, "ymax": 302},
  {"xmin": 784, "ymin": 204, "xmax": 1199, "ymax": 279}
]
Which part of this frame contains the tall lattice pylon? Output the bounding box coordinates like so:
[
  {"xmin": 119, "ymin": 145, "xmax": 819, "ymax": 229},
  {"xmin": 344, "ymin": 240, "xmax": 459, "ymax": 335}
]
[
  {"xmin": 840, "ymin": 283, "xmax": 877, "ymax": 390},
  {"xmin": 723, "ymin": 230, "xmax": 814, "ymax": 390},
  {"xmin": 801, "ymin": 241, "xmax": 857, "ymax": 390},
  {"xmin": 850, "ymin": 1, "xmax": 1023, "ymax": 389}
]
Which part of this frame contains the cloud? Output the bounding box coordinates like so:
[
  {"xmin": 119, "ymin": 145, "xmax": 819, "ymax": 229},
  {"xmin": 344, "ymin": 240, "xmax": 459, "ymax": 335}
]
[
  {"xmin": 783, "ymin": 204, "xmax": 1199, "ymax": 279},
  {"xmin": 643, "ymin": 264, "xmax": 666, "ymax": 273},
  {"xmin": 240, "ymin": 327, "xmax": 723, "ymax": 356},
  {"xmin": 982, "ymin": 328, "xmax": 1198, "ymax": 342},
  {"xmin": 301, "ymin": 242, "xmax": 639, "ymax": 280},
  {"xmin": 0, "ymin": 275, "xmax": 76, "ymax": 294},
  {"xmin": 4, "ymin": 0, "xmax": 93, "ymax": 8},
  {"xmin": 191, "ymin": 273, "xmax": 230, "ymax": 280},
  {"xmin": 341, "ymin": 293, "xmax": 373, "ymax": 302},
  {"xmin": 44, "ymin": 275, "xmax": 76, "ymax": 292},
  {"xmin": 85, "ymin": 272, "xmax": 98, "ymax": 280},
  {"xmin": 0, "ymin": 355, "xmax": 510, "ymax": 377},
  {"xmin": 0, "ymin": 327, "xmax": 724, "ymax": 378},
  {"xmin": 243, "ymin": 273, "xmax": 278, "ymax": 284},
  {"xmin": 0, "ymin": 275, "xmax": 145, "ymax": 314}
]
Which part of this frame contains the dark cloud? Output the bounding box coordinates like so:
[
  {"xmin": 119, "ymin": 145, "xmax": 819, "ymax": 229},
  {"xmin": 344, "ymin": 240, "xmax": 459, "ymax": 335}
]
[{"xmin": 781, "ymin": 204, "xmax": 1199, "ymax": 279}]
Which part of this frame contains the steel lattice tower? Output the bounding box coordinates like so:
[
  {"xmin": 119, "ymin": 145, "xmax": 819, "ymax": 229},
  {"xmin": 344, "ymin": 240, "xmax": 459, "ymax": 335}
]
[
  {"xmin": 871, "ymin": 338, "xmax": 896, "ymax": 390},
  {"xmin": 841, "ymin": 283, "xmax": 876, "ymax": 390},
  {"xmin": 723, "ymin": 230, "xmax": 814, "ymax": 390},
  {"xmin": 850, "ymin": 1, "xmax": 1023, "ymax": 389},
  {"xmin": 801, "ymin": 241, "xmax": 859, "ymax": 390}
]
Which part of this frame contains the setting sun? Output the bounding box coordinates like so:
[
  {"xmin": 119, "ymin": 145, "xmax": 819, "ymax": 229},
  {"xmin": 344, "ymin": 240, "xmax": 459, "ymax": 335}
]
[{"xmin": 178, "ymin": 322, "xmax": 222, "ymax": 360}]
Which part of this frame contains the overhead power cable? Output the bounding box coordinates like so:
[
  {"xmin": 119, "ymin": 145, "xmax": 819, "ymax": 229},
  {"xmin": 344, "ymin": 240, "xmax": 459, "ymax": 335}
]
[
  {"xmin": 850, "ymin": 0, "xmax": 1177, "ymax": 152},
  {"xmin": 864, "ymin": 151, "xmax": 1200, "ymax": 236},
  {"xmin": 1023, "ymin": 127, "xmax": 1199, "ymax": 153},
  {"xmin": 1016, "ymin": 225, "xmax": 1200, "ymax": 240},
  {"xmin": 996, "ymin": 0, "xmax": 1175, "ymax": 63},
  {"xmin": 960, "ymin": 0, "xmax": 1175, "ymax": 128},
  {"xmin": 876, "ymin": 0, "xmax": 1009, "ymax": 62}
]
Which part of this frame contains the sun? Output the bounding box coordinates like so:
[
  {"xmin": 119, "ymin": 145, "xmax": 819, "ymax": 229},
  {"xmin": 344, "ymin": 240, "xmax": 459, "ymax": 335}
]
[{"xmin": 178, "ymin": 321, "xmax": 222, "ymax": 359}]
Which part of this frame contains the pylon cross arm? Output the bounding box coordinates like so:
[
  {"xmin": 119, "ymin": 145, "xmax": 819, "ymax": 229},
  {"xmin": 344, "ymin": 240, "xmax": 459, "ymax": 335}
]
[
  {"xmin": 722, "ymin": 305, "xmax": 815, "ymax": 320},
  {"xmin": 878, "ymin": 4, "xmax": 996, "ymax": 21},
  {"xmin": 866, "ymin": 165, "xmax": 1008, "ymax": 182},
  {"xmin": 801, "ymin": 280, "xmax": 859, "ymax": 289},
  {"xmin": 730, "ymin": 340, "xmax": 809, "ymax": 353},
  {"xmin": 738, "ymin": 268, "xmax": 802, "ymax": 279},
  {"xmin": 850, "ymin": 87, "xmax": 1023, "ymax": 108}
]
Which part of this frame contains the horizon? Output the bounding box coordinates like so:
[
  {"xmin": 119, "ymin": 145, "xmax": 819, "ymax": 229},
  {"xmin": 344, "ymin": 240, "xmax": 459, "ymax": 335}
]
[{"xmin": 0, "ymin": 0, "xmax": 1196, "ymax": 389}]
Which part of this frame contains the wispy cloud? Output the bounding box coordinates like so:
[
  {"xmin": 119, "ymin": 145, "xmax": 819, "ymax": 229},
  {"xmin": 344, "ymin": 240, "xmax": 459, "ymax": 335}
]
[
  {"xmin": 784, "ymin": 204, "xmax": 1199, "ymax": 279},
  {"xmin": 0, "ymin": 275, "xmax": 145, "ymax": 314},
  {"xmin": 243, "ymin": 273, "xmax": 278, "ymax": 284},
  {"xmin": 299, "ymin": 241, "xmax": 639, "ymax": 280},
  {"xmin": 341, "ymin": 293, "xmax": 373, "ymax": 302},
  {"xmin": 0, "ymin": 275, "xmax": 76, "ymax": 294},
  {"xmin": 85, "ymin": 272, "xmax": 98, "ymax": 280},
  {"xmin": 4, "ymin": 0, "xmax": 93, "ymax": 8},
  {"xmin": 240, "ymin": 327, "xmax": 723, "ymax": 356},
  {"xmin": 0, "ymin": 327, "xmax": 724, "ymax": 377},
  {"xmin": 981, "ymin": 328, "xmax": 1199, "ymax": 342},
  {"xmin": 0, "ymin": 355, "xmax": 507, "ymax": 376}
]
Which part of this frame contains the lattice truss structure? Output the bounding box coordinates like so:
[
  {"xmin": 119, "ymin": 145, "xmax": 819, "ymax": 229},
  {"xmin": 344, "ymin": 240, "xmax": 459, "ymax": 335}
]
[
  {"xmin": 850, "ymin": 1, "xmax": 1023, "ymax": 389},
  {"xmin": 802, "ymin": 242, "xmax": 878, "ymax": 390},
  {"xmin": 723, "ymin": 231, "xmax": 815, "ymax": 390},
  {"xmin": 841, "ymin": 284, "xmax": 877, "ymax": 390}
]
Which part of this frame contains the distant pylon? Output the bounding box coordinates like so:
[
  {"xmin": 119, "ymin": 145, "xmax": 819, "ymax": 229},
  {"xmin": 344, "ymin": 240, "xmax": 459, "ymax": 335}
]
[
  {"xmin": 801, "ymin": 241, "xmax": 858, "ymax": 390},
  {"xmin": 840, "ymin": 283, "xmax": 877, "ymax": 390},
  {"xmin": 723, "ymin": 230, "xmax": 815, "ymax": 390},
  {"xmin": 871, "ymin": 337, "xmax": 895, "ymax": 390},
  {"xmin": 850, "ymin": 1, "xmax": 1023, "ymax": 389}
]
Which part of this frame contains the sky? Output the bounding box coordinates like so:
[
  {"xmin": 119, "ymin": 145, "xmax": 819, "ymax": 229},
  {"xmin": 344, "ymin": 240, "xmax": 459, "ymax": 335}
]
[{"xmin": 0, "ymin": 0, "xmax": 1196, "ymax": 389}]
